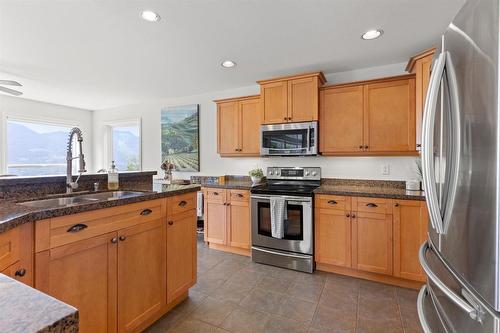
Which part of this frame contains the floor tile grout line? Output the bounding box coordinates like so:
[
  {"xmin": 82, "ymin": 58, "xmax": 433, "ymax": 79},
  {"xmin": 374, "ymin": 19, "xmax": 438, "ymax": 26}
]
[{"xmin": 395, "ymin": 289, "xmax": 408, "ymax": 333}]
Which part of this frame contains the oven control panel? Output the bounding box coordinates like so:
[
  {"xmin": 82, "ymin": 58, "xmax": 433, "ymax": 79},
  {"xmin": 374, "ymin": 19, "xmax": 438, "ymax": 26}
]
[{"xmin": 266, "ymin": 167, "xmax": 321, "ymax": 180}]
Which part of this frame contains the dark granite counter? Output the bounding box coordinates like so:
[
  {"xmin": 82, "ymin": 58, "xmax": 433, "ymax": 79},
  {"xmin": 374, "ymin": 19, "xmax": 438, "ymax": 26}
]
[
  {"xmin": 0, "ymin": 274, "xmax": 78, "ymax": 333},
  {"xmin": 200, "ymin": 180, "xmax": 255, "ymax": 190},
  {"xmin": 192, "ymin": 175, "xmax": 256, "ymax": 190},
  {"xmin": 0, "ymin": 184, "xmax": 200, "ymax": 234},
  {"xmin": 314, "ymin": 179, "xmax": 425, "ymax": 201}
]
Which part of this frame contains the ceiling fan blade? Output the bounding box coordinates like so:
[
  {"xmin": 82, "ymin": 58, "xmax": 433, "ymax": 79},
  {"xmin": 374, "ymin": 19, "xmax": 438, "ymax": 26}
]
[
  {"xmin": 0, "ymin": 86, "xmax": 22, "ymax": 96},
  {"xmin": 0, "ymin": 80, "xmax": 22, "ymax": 86}
]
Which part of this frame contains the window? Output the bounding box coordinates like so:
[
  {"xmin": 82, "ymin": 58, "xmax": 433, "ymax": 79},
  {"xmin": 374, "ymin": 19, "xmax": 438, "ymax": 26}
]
[
  {"xmin": 5, "ymin": 118, "xmax": 79, "ymax": 176},
  {"xmin": 106, "ymin": 120, "xmax": 141, "ymax": 172}
]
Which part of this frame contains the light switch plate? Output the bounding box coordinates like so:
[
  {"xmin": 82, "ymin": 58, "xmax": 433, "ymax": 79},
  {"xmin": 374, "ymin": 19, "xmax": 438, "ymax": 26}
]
[{"xmin": 381, "ymin": 164, "xmax": 390, "ymax": 175}]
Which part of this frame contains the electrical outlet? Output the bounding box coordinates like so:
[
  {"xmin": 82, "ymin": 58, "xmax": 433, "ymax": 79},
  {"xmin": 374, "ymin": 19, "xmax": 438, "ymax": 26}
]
[{"xmin": 382, "ymin": 164, "xmax": 390, "ymax": 175}]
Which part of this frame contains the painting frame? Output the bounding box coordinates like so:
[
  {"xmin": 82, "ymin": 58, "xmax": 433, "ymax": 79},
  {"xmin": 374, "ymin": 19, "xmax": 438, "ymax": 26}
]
[{"xmin": 161, "ymin": 104, "xmax": 200, "ymax": 172}]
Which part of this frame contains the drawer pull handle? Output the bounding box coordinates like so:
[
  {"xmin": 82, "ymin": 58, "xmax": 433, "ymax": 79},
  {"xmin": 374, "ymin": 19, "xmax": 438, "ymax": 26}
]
[
  {"xmin": 394, "ymin": 203, "xmax": 399, "ymax": 207},
  {"xmin": 366, "ymin": 203, "xmax": 378, "ymax": 208},
  {"xmin": 178, "ymin": 200, "xmax": 187, "ymax": 207},
  {"xmin": 327, "ymin": 200, "xmax": 337, "ymax": 205},
  {"xmin": 213, "ymin": 192, "xmax": 219, "ymax": 196},
  {"xmin": 168, "ymin": 221, "xmax": 174, "ymax": 225},
  {"xmin": 15, "ymin": 268, "xmax": 26, "ymax": 277},
  {"xmin": 236, "ymin": 194, "xmax": 244, "ymax": 198},
  {"xmin": 140, "ymin": 209, "xmax": 153, "ymax": 216},
  {"xmin": 67, "ymin": 223, "xmax": 88, "ymax": 233}
]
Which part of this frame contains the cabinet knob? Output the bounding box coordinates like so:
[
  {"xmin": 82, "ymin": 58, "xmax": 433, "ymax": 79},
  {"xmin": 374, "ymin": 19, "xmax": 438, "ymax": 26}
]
[
  {"xmin": 359, "ymin": 145, "xmax": 363, "ymax": 150},
  {"xmin": 119, "ymin": 236, "xmax": 127, "ymax": 241},
  {"xmin": 364, "ymin": 145, "xmax": 368, "ymax": 149},
  {"xmin": 111, "ymin": 237, "xmax": 118, "ymax": 243},
  {"xmin": 394, "ymin": 203, "xmax": 399, "ymax": 207},
  {"xmin": 168, "ymin": 221, "xmax": 174, "ymax": 225},
  {"xmin": 283, "ymin": 117, "xmax": 287, "ymax": 120},
  {"xmin": 346, "ymin": 213, "xmax": 350, "ymax": 218},
  {"xmin": 15, "ymin": 268, "xmax": 26, "ymax": 277},
  {"xmin": 351, "ymin": 214, "xmax": 356, "ymax": 219},
  {"xmin": 288, "ymin": 117, "xmax": 292, "ymax": 121}
]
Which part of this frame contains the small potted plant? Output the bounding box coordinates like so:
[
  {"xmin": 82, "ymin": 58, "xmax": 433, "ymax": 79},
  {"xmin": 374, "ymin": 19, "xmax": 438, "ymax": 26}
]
[{"xmin": 248, "ymin": 168, "xmax": 264, "ymax": 184}]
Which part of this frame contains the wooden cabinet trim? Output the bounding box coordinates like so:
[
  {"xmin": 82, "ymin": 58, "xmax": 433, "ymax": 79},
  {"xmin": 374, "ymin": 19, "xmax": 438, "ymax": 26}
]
[
  {"xmin": 257, "ymin": 71, "xmax": 326, "ymax": 85},
  {"xmin": 320, "ymin": 74, "xmax": 416, "ymax": 91}
]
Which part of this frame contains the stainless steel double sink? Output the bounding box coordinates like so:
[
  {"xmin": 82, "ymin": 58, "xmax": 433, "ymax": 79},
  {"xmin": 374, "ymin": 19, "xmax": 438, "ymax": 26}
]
[{"xmin": 18, "ymin": 191, "xmax": 147, "ymax": 209}]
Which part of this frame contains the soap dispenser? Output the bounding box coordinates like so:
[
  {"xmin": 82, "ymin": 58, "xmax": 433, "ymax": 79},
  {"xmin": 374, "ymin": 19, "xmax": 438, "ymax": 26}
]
[{"xmin": 108, "ymin": 161, "xmax": 119, "ymax": 190}]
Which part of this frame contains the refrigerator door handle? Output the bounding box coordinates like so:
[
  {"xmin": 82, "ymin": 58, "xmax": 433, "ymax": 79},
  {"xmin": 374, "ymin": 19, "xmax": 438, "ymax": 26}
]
[
  {"xmin": 422, "ymin": 51, "xmax": 447, "ymax": 234},
  {"xmin": 417, "ymin": 285, "xmax": 433, "ymax": 333},
  {"xmin": 419, "ymin": 242, "xmax": 484, "ymax": 322}
]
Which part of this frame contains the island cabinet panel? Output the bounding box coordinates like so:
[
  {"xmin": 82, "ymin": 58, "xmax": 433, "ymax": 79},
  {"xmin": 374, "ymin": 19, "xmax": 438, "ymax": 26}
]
[
  {"xmin": 315, "ymin": 194, "xmax": 426, "ymax": 289},
  {"xmin": 117, "ymin": 220, "xmax": 166, "ymax": 333},
  {"xmin": 393, "ymin": 200, "xmax": 428, "ymax": 282},
  {"xmin": 320, "ymin": 74, "xmax": 417, "ymax": 156},
  {"xmin": 320, "ymin": 85, "xmax": 364, "ymax": 153},
  {"xmin": 35, "ymin": 232, "xmax": 118, "ymax": 333},
  {"xmin": 203, "ymin": 188, "xmax": 251, "ymax": 256},
  {"xmin": 216, "ymin": 95, "xmax": 261, "ymax": 157},
  {"xmin": 166, "ymin": 210, "xmax": 197, "ymax": 303}
]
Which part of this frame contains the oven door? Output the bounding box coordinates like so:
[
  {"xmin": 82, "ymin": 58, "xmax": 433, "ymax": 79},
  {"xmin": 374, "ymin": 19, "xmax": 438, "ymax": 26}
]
[
  {"xmin": 260, "ymin": 122, "xmax": 317, "ymax": 156},
  {"xmin": 251, "ymin": 194, "xmax": 313, "ymax": 254}
]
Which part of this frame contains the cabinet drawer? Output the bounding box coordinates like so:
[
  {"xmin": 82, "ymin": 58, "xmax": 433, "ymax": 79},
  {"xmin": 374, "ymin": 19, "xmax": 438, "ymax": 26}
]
[
  {"xmin": 229, "ymin": 190, "xmax": 250, "ymax": 203},
  {"xmin": 36, "ymin": 199, "xmax": 164, "ymax": 252},
  {"xmin": 316, "ymin": 195, "xmax": 350, "ymax": 211},
  {"xmin": 0, "ymin": 227, "xmax": 20, "ymax": 271},
  {"xmin": 204, "ymin": 188, "xmax": 226, "ymax": 202},
  {"xmin": 355, "ymin": 197, "xmax": 392, "ymax": 215},
  {"xmin": 168, "ymin": 192, "xmax": 197, "ymax": 217}
]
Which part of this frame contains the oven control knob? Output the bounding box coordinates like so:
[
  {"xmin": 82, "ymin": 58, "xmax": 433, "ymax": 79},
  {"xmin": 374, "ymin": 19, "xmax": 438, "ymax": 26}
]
[
  {"xmin": 269, "ymin": 171, "xmax": 274, "ymax": 175},
  {"xmin": 312, "ymin": 171, "xmax": 317, "ymax": 176},
  {"xmin": 305, "ymin": 171, "xmax": 310, "ymax": 176}
]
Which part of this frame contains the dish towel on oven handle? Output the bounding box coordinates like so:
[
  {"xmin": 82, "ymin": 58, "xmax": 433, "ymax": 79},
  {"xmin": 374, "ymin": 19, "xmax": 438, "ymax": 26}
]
[{"xmin": 270, "ymin": 197, "xmax": 286, "ymax": 239}]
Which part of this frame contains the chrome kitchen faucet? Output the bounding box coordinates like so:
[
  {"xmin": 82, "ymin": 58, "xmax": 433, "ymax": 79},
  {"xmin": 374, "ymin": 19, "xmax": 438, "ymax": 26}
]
[{"xmin": 66, "ymin": 127, "xmax": 86, "ymax": 193}]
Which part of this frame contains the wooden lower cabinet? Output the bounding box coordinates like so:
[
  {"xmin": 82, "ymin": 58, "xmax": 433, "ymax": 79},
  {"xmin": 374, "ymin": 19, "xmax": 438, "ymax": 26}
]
[
  {"xmin": 117, "ymin": 220, "xmax": 166, "ymax": 333},
  {"xmin": 35, "ymin": 232, "xmax": 117, "ymax": 333},
  {"xmin": 315, "ymin": 194, "xmax": 426, "ymax": 289},
  {"xmin": 203, "ymin": 188, "xmax": 251, "ymax": 256},
  {"xmin": 34, "ymin": 195, "xmax": 197, "ymax": 333},
  {"xmin": 0, "ymin": 223, "xmax": 33, "ymax": 286},
  {"xmin": 167, "ymin": 210, "xmax": 197, "ymax": 303}
]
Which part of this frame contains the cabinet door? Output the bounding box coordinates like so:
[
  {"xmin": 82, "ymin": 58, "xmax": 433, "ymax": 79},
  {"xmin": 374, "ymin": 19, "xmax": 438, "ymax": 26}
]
[
  {"xmin": 167, "ymin": 210, "xmax": 197, "ymax": 303},
  {"xmin": 416, "ymin": 56, "xmax": 434, "ymax": 150},
  {"xmin": 261, "ymin": 81, "xmax": 288, "ymax": 124},
  {"xmin": 204, "ymin": 189, "xmax": 227, "ymax": 245},
  {"xmin": 288, "ymin": 77, "xmax": 318, "ymax": 122},
  {"xmin": 352, "ymin": 211, "xmax": 393, "ymax": 275},
  {"xmin": 217, "ymin": 101, "xmax": 239, "ymax": 154},
  {"xmin": 393, "ymin": 200, "xmax": 428, "ymax": 281},
  {"xmin": 117, "ymin": 220, "xmax": 166, "ymax": 333},
  {"xmin": 228, "ymin": 194, "xmax": 250, "ymax": 249},
  {"xmin": 35, "ymin": 232, "xmax": 118, "ymax": 333},
  {"xmin": 239, "ymin": 98, "xmax": 261, "ymax": 155},
  {"xmin": 315, "ymin": 208, "xmax": 351, "ymax": 267},
  {"xmin": 364, "ymin": 78, "xmax": 416, "ymax": 152},
  {"xmin": 320, "ymin": 85, "xmax": 364, "ymax": 153}
]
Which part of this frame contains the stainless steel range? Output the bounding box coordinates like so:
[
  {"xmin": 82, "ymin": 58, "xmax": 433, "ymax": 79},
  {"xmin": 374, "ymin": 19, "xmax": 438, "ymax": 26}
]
[{"xmin": 250, "ymin": 167, "xmax": 321, "ymax": 273}]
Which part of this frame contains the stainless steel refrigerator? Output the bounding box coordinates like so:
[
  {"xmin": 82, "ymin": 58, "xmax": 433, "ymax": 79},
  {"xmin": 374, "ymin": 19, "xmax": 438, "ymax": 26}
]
[{"xmin": 418, "ymin": 0, "xmax": 500, "ymax": 331}]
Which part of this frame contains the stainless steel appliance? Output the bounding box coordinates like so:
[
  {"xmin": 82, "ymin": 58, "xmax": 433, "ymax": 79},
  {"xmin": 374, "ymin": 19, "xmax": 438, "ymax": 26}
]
[
  {"xmin": 418, "ymin": 0, "xmax": 500, "ymax": 331},
  {"xmin": 260, "ymin": 121, "xmax": 317, "ymax": 156},
  {"xmin": 251, "ymin": 167, "xmax": 320, "ymax": 273}
]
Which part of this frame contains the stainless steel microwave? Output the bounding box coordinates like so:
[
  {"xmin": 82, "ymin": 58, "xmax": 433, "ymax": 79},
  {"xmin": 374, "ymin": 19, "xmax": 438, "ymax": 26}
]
[{"xmin": 260, "ymin": 121, "xmax": 318, "ymax": 156}]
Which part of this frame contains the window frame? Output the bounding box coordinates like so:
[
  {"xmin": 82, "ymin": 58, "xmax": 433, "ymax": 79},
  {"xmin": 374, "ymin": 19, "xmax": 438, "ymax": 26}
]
[
  {"xmin": 104, "ymin": 118, "xmax": 142, "ymax": 172},
  {"xmin": 1, "ymin": 114, "xmax": 81, "ymax": 176}
]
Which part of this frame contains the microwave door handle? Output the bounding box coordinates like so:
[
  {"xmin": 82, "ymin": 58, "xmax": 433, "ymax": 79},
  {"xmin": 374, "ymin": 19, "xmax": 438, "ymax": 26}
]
[
  {"xmin": 306, "ymin": 126, "xmax": 311, "ymax": 152},
  {"xmin": 422, "ymin": 51, "xmax": 446, "ymax": 234}
]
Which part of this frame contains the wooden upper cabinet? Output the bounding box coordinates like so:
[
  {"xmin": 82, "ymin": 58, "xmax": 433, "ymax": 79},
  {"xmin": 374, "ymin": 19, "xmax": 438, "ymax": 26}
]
[
  {"xmin": 407, "ymin": 48, "xmax": 436, "ymax": 151},
  {"xmin": 215, "ymin": 95, "xmax": 261, "ymax": 157},
  {"xmin": 393, "ymin": 200, "xmax": 428, "ymax": 282},
  {"xmin": 364, "ymin": 78, "xmax": 416, "ymax": 152},
  {"xmin": 117, "ymin": 220, "xmax": 166, "ymax": 333},
  {"xmin": 261, "ymin": 81, "xmax": 288, "ymax": 123},
  {"xmin": 320, "ymin": 85, "xmax": 364, "ymax": 153},
  {"xmin": 167, "ymin": 210, "xmax": 197, "ymax": 303},
  {"xmin": 35, "ymin": 232, "xmax": 118, "ymax": 333},
  {"xmin": 258, "ymin": 72, "xmax": 326, "ymax": 124},
  {"xmin": 320, "ymin": 74, "xmax": 417, "ymax": 156},
  {"xmin": 217, "ymin": 101, "xmax": 239, "ymax": 155}
]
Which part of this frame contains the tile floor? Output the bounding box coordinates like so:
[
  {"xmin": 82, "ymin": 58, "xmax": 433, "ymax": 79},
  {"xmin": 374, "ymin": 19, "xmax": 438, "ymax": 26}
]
[{"xmin": 146, "ymin": 236, "xmax": 423, "ymax": 333}]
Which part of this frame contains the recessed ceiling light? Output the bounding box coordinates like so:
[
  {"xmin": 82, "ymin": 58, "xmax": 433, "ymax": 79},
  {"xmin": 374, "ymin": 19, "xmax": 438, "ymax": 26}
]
[
  {"xmin": 361, "ymin": 29, "xmax": 383, "ymax": 40},
  {"xmin": 141, "ymin": 10, "xmax": 161, "ymax": 22},
  {"xmin": 221, "ymin": 60, "xmax": 236, "ymax": 68}
]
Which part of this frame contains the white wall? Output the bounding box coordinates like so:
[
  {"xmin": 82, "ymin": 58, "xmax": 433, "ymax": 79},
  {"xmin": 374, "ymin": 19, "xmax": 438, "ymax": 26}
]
[
  {"xmin": 93, "ymin": 62, "xmax": 420, "ymax": 181},
  {"xmin": 0, "ymin": 95, "xmax": 93, "ymax": 172}
]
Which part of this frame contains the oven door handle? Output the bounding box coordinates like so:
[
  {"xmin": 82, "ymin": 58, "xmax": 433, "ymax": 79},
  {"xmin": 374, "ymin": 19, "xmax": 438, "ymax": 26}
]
[
  {"xmin": 252, "ymin": 246, "xmax": 312, "ymax": 259},
  {"xmin": 251, "ymin": 195, "xmax": 312, "ymax": 202}
]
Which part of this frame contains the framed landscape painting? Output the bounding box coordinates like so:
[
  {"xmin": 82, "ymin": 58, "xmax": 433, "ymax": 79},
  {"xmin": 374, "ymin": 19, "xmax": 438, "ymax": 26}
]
[{"xmin": 161, "ymin": 104, "xmax": 200, "ymax": 172}]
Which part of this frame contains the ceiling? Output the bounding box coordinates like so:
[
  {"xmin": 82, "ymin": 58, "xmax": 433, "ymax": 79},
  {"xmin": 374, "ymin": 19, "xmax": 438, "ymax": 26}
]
[{"xmin": 0, "ymin": 0, "xmax": 465, "ymax": 110}]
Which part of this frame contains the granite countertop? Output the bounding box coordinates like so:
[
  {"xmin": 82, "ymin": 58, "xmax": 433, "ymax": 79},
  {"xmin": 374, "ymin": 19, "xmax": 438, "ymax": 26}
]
[
  {"xmin": 200, "ymin": 179, "xmax": 255, "ymax": 190},
  {"xmin": 0, "ymin": 184, "xmax": 200, "ymax": 234},
  {"xmin": 314, "ymin": 183, "xmax": 425, "ymax": 201},
  {"xmin": 0, "ymin": 274, "xmax": 78, "ymax": 333}
]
